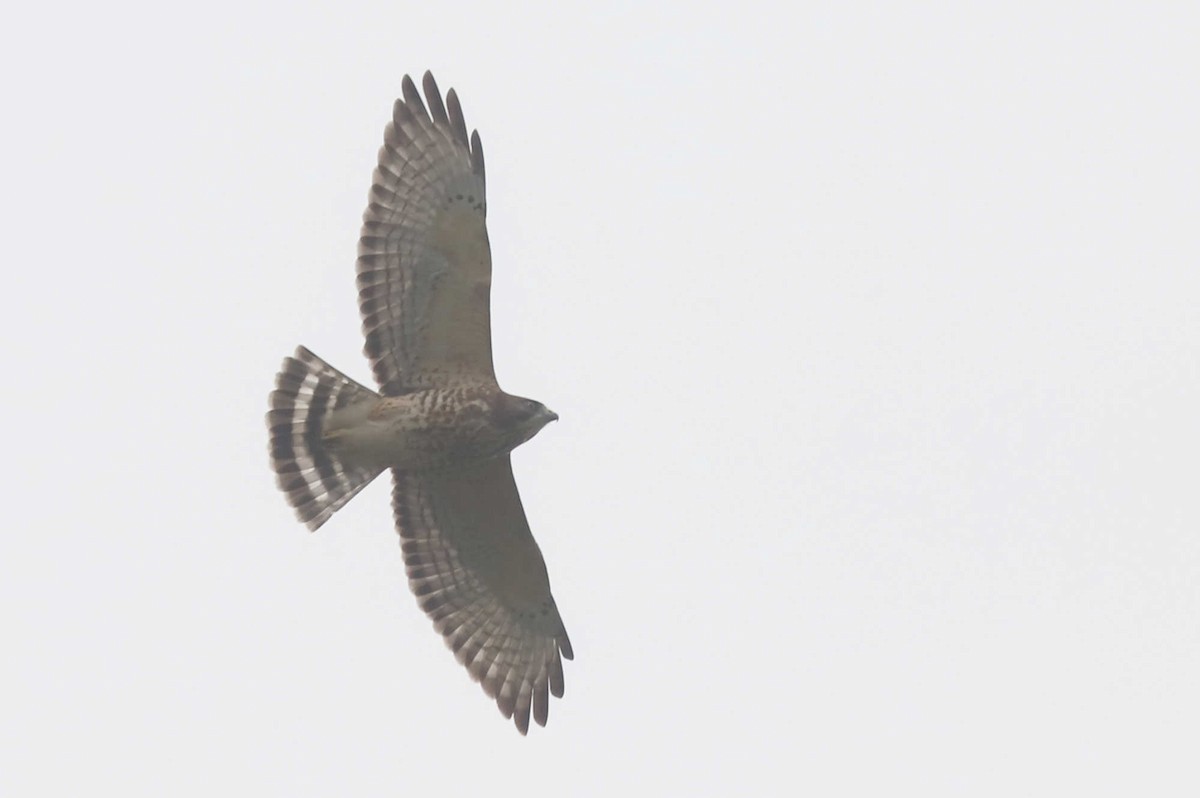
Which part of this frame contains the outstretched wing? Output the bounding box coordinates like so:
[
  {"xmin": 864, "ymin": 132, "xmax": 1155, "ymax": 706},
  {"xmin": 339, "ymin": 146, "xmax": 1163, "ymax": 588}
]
[
  {"xmin": 392, "ymin": 458, "xmax": 573, "ymax": 734},
  {"xmin": 358, "ymin": 71, "xmax": 494, "ymax": 394}
]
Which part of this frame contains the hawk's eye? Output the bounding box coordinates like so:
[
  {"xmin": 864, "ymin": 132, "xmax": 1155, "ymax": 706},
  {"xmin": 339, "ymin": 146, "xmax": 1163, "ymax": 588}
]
[
  {"xmin": 514, "ymin": 400, "xmax": 546, "ymax": 424},
  {"xmin": 492, "ymin": 395, "xmax": 540, "ymax": 426}
]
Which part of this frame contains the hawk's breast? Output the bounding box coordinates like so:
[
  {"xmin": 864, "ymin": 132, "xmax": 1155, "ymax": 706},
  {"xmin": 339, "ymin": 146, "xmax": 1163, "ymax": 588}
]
[{"xmin": 323, "ymin": 386, "xmax": 512, "ymax": 471}]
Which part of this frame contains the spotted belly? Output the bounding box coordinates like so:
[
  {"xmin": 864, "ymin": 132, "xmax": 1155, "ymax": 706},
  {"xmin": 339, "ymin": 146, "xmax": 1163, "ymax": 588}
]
[{"xmin": 321, "ymin": 387, "xmax": 502, "ymax": 471}]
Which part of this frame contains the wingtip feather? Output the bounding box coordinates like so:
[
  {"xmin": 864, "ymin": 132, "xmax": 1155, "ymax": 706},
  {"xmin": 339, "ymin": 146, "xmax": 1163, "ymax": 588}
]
[{"xmin": 422, "ymin": 71, "xmax": 449, "ymax": 125}]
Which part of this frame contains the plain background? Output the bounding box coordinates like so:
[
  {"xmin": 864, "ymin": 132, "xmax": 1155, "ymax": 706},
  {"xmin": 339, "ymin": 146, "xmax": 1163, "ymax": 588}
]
[{"xmin": 3, "ymin": 2, "xmax": 1197, "ymax": 795}]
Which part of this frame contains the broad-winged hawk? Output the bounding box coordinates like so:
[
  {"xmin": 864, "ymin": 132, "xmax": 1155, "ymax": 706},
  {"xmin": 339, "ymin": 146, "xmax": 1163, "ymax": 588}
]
[{"xmin": 267, "ymin": 72, "xmax": 572, "ymax": 734}]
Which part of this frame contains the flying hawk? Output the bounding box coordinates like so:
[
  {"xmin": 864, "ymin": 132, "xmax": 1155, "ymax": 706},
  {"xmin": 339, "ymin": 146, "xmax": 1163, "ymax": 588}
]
[{"xmin": 267, "ymin": 72, "xmax": 572, "ymax": 734}]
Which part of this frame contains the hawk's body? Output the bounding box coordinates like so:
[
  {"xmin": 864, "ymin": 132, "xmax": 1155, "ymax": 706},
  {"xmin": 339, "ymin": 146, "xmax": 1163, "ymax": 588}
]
[
  {"xmin": 323, "ymin": 386, "xmax": 553, "ymax": 471},
  {"xmin": 267, "ymin": 72, "xmax": 571, "ymax": 734}
]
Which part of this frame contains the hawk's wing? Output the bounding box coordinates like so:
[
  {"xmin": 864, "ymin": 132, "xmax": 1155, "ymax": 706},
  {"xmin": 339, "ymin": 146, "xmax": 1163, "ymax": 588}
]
[
  {"xmin": 392, "ymin": 458, "xmax": 573, "ymax": 734},
  {"xmin": 358, "ymin": 72, "xmax": 494, "ymax": 394}
]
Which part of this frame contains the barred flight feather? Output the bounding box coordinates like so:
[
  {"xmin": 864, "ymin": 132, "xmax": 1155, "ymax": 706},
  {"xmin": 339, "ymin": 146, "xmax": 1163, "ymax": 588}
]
[
  {"xmin": 356, "ymin": 71, "xmax": 492, "ymax": 394},
  {"xmin": 392, "ymin": 465, "xmax": 572, "ymax": 735},
  {"xmin": 268, "ymin": 346, "xmax": 383, "ymax": 531}
]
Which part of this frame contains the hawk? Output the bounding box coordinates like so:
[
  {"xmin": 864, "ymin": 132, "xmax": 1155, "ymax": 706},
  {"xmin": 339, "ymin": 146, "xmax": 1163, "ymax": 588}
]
[{"xmin": 267, "ymin": 72, "xmax": 572, "ymax": 734}]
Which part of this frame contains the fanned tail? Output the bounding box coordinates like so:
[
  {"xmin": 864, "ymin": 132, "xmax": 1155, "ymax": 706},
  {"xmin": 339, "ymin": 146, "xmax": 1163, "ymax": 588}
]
[{"xmin": 268, "ymin": 346, "xmax": 383, "ymax": 530}]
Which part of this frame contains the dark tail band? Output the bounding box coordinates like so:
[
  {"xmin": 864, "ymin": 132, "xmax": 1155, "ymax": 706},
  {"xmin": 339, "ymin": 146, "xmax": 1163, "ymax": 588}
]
[{"xmin": 268, "ymin": 346, "xmax": 382, "ymax": 530}]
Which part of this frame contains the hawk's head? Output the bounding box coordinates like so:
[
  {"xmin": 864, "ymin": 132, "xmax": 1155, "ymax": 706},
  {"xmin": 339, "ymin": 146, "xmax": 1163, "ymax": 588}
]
[{"xmin": 490, "ymin": 393, "xmax": 558, "ymax": 449}]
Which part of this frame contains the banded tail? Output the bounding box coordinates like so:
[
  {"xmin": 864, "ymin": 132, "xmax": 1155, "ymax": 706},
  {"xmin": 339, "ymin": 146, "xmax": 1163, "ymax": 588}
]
[{"xmin": 268, "ymin": 346, "xmax": 383, "ymax": 530}]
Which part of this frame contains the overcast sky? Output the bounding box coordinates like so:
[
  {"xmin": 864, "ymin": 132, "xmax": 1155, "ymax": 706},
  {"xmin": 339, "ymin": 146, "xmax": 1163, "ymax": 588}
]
[{"xmin": 4, "ymin": 2, "xmax": 1198, "ymax": 795}]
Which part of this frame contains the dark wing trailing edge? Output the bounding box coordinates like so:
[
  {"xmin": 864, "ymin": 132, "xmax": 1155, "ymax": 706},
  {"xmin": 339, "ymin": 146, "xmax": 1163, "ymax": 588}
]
[
  {"xmin": 357, "ymin": 71, "xmax": 495, "ymax": 395},
  {"xmin": 392, "ymin": 457, "xmax": 573, "ymax": 734}
]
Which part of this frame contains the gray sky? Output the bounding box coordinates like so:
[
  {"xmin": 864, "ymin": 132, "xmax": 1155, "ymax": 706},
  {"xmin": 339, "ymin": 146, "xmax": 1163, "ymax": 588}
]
[{"xmin": 4, "ymin": 2, "xmax": 1198, "ymax": 795}]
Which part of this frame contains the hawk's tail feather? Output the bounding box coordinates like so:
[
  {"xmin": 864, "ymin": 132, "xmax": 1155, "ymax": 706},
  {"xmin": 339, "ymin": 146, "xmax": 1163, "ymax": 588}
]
[{"xmin": 268, "ymin": 346, "xmax": 382, "ymax": 531}]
